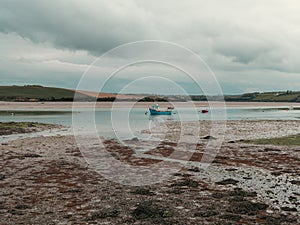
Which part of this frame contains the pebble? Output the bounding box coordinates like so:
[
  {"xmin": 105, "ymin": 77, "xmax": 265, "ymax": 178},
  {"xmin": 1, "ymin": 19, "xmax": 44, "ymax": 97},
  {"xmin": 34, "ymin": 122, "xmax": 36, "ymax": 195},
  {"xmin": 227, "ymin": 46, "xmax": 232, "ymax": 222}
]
[{"xmin": 266, "ymin": 209, "xmax": 274, "ymax": 214}]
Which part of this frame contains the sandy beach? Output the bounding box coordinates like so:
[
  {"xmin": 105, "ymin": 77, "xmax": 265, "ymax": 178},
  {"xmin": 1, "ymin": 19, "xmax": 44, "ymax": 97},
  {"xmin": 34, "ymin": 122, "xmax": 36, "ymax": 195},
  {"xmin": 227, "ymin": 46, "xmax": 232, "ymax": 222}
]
[{"xmin": 0, "ymin": 120, "xmax": 299, "ymax": 224}]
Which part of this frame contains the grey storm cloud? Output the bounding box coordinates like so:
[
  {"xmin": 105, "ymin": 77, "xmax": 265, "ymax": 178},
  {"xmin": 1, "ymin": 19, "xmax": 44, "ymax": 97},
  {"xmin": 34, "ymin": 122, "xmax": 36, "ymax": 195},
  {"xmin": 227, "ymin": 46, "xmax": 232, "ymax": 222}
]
[
  {"xmin": 0, "ymin": 0, "xmax": 298, "ymax": 63},
  {"xmin": 0, "ymin": 0, "xmax": 300, "ymax": 93},
  {"xmin": 0, "ymin": 0, "xmax": 155, "ymax": 54}
]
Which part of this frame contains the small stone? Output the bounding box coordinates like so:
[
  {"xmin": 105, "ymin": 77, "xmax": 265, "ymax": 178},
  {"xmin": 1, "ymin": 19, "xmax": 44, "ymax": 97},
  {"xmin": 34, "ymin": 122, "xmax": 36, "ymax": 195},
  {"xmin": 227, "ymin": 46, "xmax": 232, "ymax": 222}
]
[
  {"xmin": 194, "ymin": 210, "xmax": 218, "ymax": 217},
  {"xmin": 188, "ymin": 167, "xmax": 200, "ymax": 172},
  {"xmin": 202, "ymin": 135, "xmax": 217, "ymax": 140},
  {"xmin": 225, "ymin": 168, "xmax": 238, "ymax": 172},
  {"xmin": 266, "ymin": 209, "xmax": 274, "ymax": 214},
  {"xmin": 130, "ymin": 137, "xmax": 139, "ymax": 141},
  {"xmin": 0, "ymin": 174, "xmax": 6, "ymax": 180},
  {"xmin": 290, "ymin": 180, "xmax": 300, "ymax": 185},
  {"xmin": 219, "ymin": 213, "xmax": 242, "ymax": 221},
  {"xmin": 271, "ymin": 171, "xmax": 282, "ymax": 176},
  {"xmin": 23, "ymin": 153, "xmax": 42, "ymax": 158},
  {"xmin": 281, "ymin": 207, "xmax": 297, "ymax": 212},
  {"xmin": 215, "ymin": 178, "xmax": 239, "ymax": 185}
]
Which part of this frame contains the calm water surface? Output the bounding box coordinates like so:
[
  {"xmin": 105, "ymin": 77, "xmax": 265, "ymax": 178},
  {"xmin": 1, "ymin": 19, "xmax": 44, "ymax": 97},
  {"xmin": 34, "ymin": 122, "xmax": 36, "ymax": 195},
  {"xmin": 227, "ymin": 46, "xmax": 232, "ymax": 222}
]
[{"xmin": 0, "ymin": 107, "xmax": 299, "ymax": 140}]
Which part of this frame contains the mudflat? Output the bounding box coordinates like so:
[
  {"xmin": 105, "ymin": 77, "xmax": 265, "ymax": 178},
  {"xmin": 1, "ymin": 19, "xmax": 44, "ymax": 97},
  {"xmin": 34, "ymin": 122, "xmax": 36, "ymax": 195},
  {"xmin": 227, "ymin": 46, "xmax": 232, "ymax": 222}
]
[{"xmin": 0, "ymin": 120, "xmax": 299, "ymax": 224}]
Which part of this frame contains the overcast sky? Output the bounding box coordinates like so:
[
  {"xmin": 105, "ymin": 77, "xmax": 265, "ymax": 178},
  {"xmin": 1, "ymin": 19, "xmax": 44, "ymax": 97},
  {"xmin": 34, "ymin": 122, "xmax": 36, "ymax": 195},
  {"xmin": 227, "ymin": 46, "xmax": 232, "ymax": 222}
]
[{"xmin": 0, "ymin": 0, "xmax": 300, "ymax": 94}]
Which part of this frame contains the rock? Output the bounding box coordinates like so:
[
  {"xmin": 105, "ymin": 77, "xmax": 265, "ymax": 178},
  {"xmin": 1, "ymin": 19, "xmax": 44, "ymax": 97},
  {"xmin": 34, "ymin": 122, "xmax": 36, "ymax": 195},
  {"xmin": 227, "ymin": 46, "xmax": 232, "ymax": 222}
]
[
  {"xmin": 259, "ymin": 214, "xmax": 297, "ymax": 225},
  {"xmin": 131, "ymin": 188, "xmax": 155, "ymax": 196},
  {"xmin": 202, "ymin": 135, "xmax": 217, "ymax": 140},
  {"xmin": 288, "ymin": 196, "xmax": 297, "ymax": 202},
  {"xmin": 0, "ymin": 174, "xmax": 5, "ymax": 180},
  {"xmin": 9, "ymin": 209, "xmax": 24, "ymax": 215},
  {"xmin": 188, "ymin": 167, "xmax": 200, "ymax": 172},
  {"xmin": 290, "ymin": 180, "xmax": 300, "ymax": 185},
  {"xmin": 167, "ymin": 188, "xmax": 184, "ymax": 195},
  {"xmin": 225, "ymin": 168, "xmax": 238, "ymax": 172},
  {"xmin": 194, "ymin": 210, "xmax": 218, "ymax": 217},
  {"xmin": 227, "ymin": 200, "xmax": 268, "ymax": 215},
  {"xmin": 280, "ymin": 169, "xmax": 293, "ymax": 174},
  {"xmin": 271, "ymin": 171, "xmax": 282, "ymax": 176},
  {"xmin": 280, "ymin": 207, "xmax": 297, "ymax": 212},
  {"xmin": 23, "ymin": 153, "xmax": 42, "ymax": 158},
  {"xmin": 219, "ymin": 213, "xmax": 242, "ymax": 221},
  {"xmin": 228, "ymin": 196, "xmax": 245, "ymax": 202},
  {"xmin": 65, "ymin": 189, "xmax": 82, "ymax": 193},
  {"xmin": 130, "ymin": 137, "xmax": 139, "ymax": 141},
  {"xmin": 132, "ymin": 201, "xmax": 172, "ymax": 220},
  {"xmin": 15, "ymin": 204, "xmax": 29, "ymax": 210},
  {"xmin": 228, "ymin": 188, "xmax": 257, "ymax": 197},
  {"xmin": 215, "ymin": 178, "xmax": 239, "ymax": 185},
  {"xmin": 264, "ymin": 148, "xmax": 280, "ymax": 152},
  {"xmin": 211, "ymin": 192, "xmax": 226, "ymax": 199},
  {"xmin": 172, "ymin": 173, "xmax": 182, "ymax": 176},
  {"xmin": 263, "ymin": 216, "xmax": 282, "ymax": 225},
  {"xmin": 88, "ymin": 209, "xmax": 119, "ymax": 220},
  {"xmin": 171, "ymin": 179, "xmax": 199, "ymax": 188}
]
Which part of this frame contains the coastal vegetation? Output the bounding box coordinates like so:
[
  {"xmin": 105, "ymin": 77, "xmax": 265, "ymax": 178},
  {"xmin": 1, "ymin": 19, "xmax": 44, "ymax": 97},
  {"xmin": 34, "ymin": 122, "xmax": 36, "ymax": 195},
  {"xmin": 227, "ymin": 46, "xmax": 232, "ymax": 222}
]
[
  {"xmin": 241, "ymin": 134, "xmax": 300, "ymax": 146},
  {"xmin": 223, "ymin": 90, "xmax": 300, "ymax": 102},
  {"xmin": 0, "ymin": 122, "xmax": 60, "ymax": 135}
]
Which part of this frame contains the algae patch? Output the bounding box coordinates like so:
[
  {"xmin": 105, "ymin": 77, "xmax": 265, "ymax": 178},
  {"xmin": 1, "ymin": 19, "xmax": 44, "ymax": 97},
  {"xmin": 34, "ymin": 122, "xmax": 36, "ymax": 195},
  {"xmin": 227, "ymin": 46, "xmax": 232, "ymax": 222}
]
[
  {"xmin": 0, "ymin": 122, "xmax": 60, "ymax": 135},
  {"xmin": 240, "ymin": 134, "xmax": 300, "ymax": 146}
]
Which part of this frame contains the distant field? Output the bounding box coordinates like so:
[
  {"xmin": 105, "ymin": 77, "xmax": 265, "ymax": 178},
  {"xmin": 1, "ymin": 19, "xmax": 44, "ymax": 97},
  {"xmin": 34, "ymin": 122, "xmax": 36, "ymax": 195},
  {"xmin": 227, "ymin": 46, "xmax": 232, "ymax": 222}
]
[
  {"xmin": 0, "ymin": 85, "xmax": 92, "ymax": 101},
  {"xmin": 225, "ymin": 91, "xmax": 300, "ymax": 102}
]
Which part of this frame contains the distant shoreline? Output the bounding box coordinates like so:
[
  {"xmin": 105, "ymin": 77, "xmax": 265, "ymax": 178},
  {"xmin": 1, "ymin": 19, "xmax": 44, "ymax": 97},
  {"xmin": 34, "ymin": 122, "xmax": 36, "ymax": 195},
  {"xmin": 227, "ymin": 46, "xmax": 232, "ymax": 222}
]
[
  {"xmin": 1, "ymin": 101, "xmax": 300, "ymax": 109},
  {"xmin": 1, "ymin": 85, "xmax": 300, "ymax": 103}
]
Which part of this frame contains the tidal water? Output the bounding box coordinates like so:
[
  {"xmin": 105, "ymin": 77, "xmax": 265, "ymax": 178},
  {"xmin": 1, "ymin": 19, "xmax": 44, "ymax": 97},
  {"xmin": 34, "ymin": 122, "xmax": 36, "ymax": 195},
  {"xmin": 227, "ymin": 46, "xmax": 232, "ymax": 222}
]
[{"xmin": 0, "ymin": 107, "xmax": 299, "ymax": 140}]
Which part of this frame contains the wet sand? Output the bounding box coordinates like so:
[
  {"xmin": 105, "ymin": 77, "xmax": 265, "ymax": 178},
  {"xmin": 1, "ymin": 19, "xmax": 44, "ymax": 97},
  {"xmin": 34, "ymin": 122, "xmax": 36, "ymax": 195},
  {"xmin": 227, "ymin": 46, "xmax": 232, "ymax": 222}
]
[
  {"xmin": 0, "ymin": 120, "xmax": 299, "ymax": 224},
  {"xmin": 1, "ymin": 101, "xmax": 300, "ymax": 109}
]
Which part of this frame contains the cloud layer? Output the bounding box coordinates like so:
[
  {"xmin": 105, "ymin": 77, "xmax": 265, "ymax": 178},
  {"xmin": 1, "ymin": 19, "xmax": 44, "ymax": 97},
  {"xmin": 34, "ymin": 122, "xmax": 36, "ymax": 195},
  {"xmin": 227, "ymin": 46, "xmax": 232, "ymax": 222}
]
[{"xmin": 0, "ymin": 0, "xmax": 300, "ymax": 94}]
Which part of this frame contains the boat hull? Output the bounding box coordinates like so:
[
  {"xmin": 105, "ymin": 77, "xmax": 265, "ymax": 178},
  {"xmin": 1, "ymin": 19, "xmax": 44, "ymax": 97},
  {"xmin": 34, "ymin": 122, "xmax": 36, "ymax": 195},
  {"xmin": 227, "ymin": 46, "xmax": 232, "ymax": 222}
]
[{"xmin": 149, "ymin": 108, "xmax": 172, "ymax": 115}]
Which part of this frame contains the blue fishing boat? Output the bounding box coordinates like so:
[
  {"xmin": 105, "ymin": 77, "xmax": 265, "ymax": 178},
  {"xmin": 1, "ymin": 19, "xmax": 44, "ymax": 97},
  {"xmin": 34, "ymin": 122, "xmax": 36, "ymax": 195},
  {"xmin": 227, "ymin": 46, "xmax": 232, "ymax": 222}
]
[{"xmin": 149, "ymin": 104, "xmax": 174, "ymax": 115}]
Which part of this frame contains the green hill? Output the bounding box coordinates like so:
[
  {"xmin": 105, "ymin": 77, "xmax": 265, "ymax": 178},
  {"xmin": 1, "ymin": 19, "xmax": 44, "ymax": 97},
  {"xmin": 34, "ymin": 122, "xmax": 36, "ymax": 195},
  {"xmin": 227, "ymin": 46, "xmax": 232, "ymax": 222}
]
[
  {"xmin": 225, "ymin": 91, "xmax": 300, "ymax": 102},
  {"xmin": 1, "ymin": 85, "xmax": 300, "ymax": 102},
  {"xmin": 0, "ymin": 85, "xmax": 93, "ymax": 101}
]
